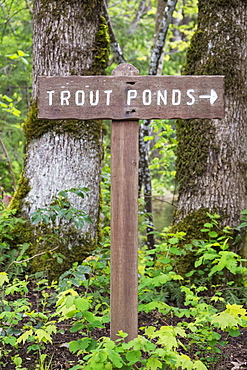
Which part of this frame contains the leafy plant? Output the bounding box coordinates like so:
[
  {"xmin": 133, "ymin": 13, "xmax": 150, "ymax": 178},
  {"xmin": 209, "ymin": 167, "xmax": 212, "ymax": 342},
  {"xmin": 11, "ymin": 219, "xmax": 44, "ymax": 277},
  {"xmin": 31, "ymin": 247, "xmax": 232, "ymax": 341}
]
[
  {"xmin": 190, "ymin": 213, "xmax": 247, "ymax": 283},
  {"xmin": 0, "ymin": 207, "xmax": 29, "ymax": 277},
  {"xmin": 69, "ymin": 329, "xmax": 208, "ymax": 370},
  {"xmin": 31, "ymin": 186, "xmax": 92, "ymax": 229}
]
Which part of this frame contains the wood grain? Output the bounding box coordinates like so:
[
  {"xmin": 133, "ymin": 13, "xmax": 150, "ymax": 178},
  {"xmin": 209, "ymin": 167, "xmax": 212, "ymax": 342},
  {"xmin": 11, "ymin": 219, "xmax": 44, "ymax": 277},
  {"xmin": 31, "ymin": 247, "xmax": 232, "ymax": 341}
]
[
  {"xmin": 110, "ymin": 64, "xmax": 139, "ymax": 341},
  {"xmin": 38, "ymin": 74, "xmax": 224, "ymax": 120}
]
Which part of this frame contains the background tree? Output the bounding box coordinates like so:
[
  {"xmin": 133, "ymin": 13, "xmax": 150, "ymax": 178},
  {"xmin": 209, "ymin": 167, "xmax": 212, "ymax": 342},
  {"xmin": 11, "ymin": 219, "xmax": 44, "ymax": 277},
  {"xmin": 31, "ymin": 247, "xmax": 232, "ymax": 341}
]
[
  {"xmin": 174, "ymin": 0, "xmax": 247, "ymax": 252},
  {"xmin": 105, "ymin": 0, "xmax": 197, "ymax": 247},
  {"xmin": 10, "ymin": 0, "xmax": 109, "ymax": 278}
]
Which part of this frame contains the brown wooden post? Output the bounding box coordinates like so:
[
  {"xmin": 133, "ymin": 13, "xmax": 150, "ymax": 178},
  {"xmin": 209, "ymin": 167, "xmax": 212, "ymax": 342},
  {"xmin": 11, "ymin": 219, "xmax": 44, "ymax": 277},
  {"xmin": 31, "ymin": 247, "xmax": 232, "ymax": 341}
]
[
  {"xmin": 110, "ymin": 64, "xmax": 139, "ymax": 341},
  {"xmin": 37, "ymin": 65, "xmax": 224, "ymax": 343}
]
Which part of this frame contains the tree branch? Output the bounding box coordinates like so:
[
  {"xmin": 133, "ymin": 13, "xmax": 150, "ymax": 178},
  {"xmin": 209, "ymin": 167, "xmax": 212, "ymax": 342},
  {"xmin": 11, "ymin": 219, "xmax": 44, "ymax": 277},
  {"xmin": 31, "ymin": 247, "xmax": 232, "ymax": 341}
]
[
  {"xmin": 102, "ymin": 0, "xmax": 126, "ymax": 64},
  {"xmin": 6, "ymin": 245, "xmax": 60, "ymax": 272},
  {"xmin": 149, "ymin": 0, "xmax": 178, "ymax": 75},
  {"xmin": 128, "ymin": 0, "xmax": 152, "ymax": 36},
  {"xmin": 25, "ymin": 0, "xmax": 33, "ymax": 14},
  {"xmin": 142, "ymin": 0, "xmax": 178, "ymax": 138}
]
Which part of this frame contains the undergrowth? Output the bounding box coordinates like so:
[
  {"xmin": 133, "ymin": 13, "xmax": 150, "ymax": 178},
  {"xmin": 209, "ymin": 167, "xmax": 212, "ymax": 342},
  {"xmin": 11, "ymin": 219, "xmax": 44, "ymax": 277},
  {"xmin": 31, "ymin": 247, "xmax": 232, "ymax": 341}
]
[{"xmin": 1, "ymin": 193, "xmax": 247, "ymax": 369}]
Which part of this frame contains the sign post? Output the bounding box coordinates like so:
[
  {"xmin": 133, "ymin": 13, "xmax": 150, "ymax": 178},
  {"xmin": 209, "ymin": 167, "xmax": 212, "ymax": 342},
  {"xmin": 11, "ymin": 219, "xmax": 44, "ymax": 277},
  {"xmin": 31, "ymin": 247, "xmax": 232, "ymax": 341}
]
[
  {"xmin": 110, "ymin": 64, "xmax": 139, "ymax": 341},
  {"xmin": 38, "ymin": 63, "xmax": 224, "ymax": 342}
]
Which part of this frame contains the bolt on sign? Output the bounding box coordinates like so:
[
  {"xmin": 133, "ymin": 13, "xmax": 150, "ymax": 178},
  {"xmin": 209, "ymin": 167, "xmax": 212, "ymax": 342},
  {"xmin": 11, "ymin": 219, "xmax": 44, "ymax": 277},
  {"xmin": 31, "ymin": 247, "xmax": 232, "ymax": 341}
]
[{"xmin": 38, "ymin": 63, "xmax": 225, "ymax": 342}]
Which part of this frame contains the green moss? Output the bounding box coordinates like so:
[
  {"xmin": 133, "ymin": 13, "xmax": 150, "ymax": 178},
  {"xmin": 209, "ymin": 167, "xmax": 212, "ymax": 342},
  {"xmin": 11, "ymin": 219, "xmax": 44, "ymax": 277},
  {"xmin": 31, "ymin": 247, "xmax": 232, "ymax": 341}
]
[
  {"xmin": 23, "ymin": 102, "xmax": 104, "ymax": 142},
  {"xmin": 29, "ymin": 226, "xmax": 97, "ymax": 282},
  {"xmin": 176, "ymin": 118, "xmax": 217, "ymax": 195},
  {"xmin": 176, "ymin": 0, "xmax": 245, "ymax": 203},
  {"xmin": 172, "ymin": 208, "xmax": 215, "ymax": 240},
  {"xmin": 183, "ymin": 2, "xmax": 245, "ymax": 93},
  {"xmin": 92, "ymin": 15, "xmax": 110, "ymax": 75},
  {"xmin": 8, "ymin": 173, "xmax": 31, "ymax": 214}
]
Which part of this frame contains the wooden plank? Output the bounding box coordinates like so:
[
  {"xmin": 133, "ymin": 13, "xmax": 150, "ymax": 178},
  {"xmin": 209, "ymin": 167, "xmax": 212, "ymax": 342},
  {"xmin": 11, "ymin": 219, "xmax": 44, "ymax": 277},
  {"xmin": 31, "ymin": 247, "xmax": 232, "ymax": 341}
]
[
  {"xmin": 110, "ymin": 120, "xmax": 139, "ymax": 341},
  {"xmin": 110, "ymin": 63, "xmax": 139, "ymax": 341},
  {"xmin": 38, "ymin": 75, "xmax": 225, "ymax": 120}
]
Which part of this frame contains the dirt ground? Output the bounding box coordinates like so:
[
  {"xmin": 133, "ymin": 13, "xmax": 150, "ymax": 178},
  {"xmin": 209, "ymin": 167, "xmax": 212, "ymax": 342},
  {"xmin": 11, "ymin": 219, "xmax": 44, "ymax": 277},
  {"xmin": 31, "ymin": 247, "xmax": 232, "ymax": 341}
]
[{"xmin": 2, "ymin": 310, "xmax": 247, "ymax": 370}]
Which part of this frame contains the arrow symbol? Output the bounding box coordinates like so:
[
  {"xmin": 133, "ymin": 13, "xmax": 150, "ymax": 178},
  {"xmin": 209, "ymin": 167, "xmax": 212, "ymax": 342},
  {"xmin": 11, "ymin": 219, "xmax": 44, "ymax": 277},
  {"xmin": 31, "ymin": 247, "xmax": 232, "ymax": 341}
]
[{"xmin": 199, "ymin": 89, "xmax": 218, "ymax": 105}]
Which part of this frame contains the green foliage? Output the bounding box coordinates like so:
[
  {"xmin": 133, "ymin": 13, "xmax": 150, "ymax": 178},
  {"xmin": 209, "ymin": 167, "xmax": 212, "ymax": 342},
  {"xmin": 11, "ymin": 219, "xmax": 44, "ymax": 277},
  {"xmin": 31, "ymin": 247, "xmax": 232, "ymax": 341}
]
[
  {"xmin": 148, "ymin": 120, "xmax": 177, "ymax": 192},
  {"xmin": 1, "ymin": 214, "xmax": 247, "ymax": 368},
  {"xmin": 31, "ymin": 186, "xmax": 92, "ymax": 230},
  {"xmin": 58, "ymin": 253, "xmax": 110, "ymax": 314},
  {"xmin": 68, "ymin": 329, "xmax": 207, "ymax": 370},
  {"xmin": 107, "ymin": 0, "xmax": 198, "ymax": 75},
  {"xmin": 187, "ymin": 213, "xmax": 247, "ymax": 284},
  {"xmin": 0, "ymin": 0, "xmax": 32, "ymax": 193},
  {"xmin": 0, "ymin": 206, "xmax": 29, "ymax": 277}
]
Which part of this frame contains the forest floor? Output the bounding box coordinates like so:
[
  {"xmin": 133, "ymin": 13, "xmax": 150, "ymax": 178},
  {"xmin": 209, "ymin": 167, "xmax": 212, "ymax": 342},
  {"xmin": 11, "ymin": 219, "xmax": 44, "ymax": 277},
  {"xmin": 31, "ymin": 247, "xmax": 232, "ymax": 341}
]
[
  {"xmin": 2, "ymin": 293, "xmax": 247, "ymax": 370},
  {"xmin": 3, "ymin": 319, "xmax": 247, "ymax": 370}
]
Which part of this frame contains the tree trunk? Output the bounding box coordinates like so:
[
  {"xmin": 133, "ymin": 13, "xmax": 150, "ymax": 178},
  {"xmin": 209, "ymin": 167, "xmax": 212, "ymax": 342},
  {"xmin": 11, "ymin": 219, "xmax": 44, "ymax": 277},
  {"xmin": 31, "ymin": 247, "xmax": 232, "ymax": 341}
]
[
  {"xmin": 174, "ymin": 0, "xmax": 247, "ymax": 250},
  {"xmin": 12, "ymin": 0, "xmax": 109, "ymax": 279}
]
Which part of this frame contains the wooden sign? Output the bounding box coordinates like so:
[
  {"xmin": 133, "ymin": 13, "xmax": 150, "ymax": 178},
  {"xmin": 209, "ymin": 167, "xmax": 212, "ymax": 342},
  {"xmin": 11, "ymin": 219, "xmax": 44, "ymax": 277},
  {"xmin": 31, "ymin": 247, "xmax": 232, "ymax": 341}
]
[
  {"xmin": 38, "ymin": 75, "xmax": 224, "ymax": 120},
  {"xmin": 37, "ymin": 63, "xmax": 225, "ymax": 343}
]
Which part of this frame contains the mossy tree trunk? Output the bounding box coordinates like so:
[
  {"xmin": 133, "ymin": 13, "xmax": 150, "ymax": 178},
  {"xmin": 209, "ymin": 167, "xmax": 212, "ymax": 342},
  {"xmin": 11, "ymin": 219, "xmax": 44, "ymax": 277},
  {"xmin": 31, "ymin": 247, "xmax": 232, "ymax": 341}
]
[
  {"xmin": 174, "ymin": 0, "xmax": 247, "ymax": 249},
  {"xmin": 14, "ymin": 0, "xmax": 109, "ymax": 279}
]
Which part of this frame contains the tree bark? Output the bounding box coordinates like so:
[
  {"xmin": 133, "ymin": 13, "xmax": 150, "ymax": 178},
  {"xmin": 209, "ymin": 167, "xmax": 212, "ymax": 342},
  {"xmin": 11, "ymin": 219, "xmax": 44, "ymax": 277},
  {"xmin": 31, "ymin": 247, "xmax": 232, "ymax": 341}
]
[
  {"xmin": 13, "ymin": 0, "xmax": 109, "ymax": 278},
  {"xmin": 174, "ymin": 0, "xmax": 247, "ymax": 248}
]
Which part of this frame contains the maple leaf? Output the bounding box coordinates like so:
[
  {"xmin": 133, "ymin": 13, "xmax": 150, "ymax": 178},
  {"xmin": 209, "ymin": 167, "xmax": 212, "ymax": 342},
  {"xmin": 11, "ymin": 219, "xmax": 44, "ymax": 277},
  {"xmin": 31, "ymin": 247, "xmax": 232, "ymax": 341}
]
[
  {"xmin": 226, "ymin": 304, "xmax": 247, "ymax": 317},
  {"xmin": 211, "ymin": 312, "xmax": 238, "ymax": 330}
]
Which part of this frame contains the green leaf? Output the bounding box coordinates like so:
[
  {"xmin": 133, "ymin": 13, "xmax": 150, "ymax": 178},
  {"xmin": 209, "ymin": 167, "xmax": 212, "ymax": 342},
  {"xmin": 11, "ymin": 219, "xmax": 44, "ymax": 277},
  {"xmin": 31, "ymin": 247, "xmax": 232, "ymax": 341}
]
[
  {"xmin": 126, "ymin": 350, "xmax": 141, "ymax": 364},
  {"xmin": 16, "ymin": 329, "xmax": 33, "ymax": 344},
  {"xmin": 70, "ymin": 322, "xmax": 85, "ymax": 333},
  {"xmin": 146, "ymin": 357, "xmax": 162, "ymax": 370},
  {"xmin": 209, "ymin": 265, "xmax": 219, "ymax": 276},
  {"xmin": 108, "ymin": 351, "xmax": 124, "ymax": 368},
  {"xmin": 193, "ymin": 360, "xmax": 208, "ymax": 370},
  {"xmin": 104, "ymin": 340, "xmax": 115, "ymax": 350},
  {"xmin": 228, "ymin": 328, "xmax": 240, "ymax": 337},
  {"xmin": 74, "ymin": 217, "xmax": 85, "ymax": 229},
  {"xmin": 12, "ymin": 356, "xmax": 22, "ymax": 367},
  {"xmin": 157, "ymin": 327, "xmax": 178, "ymax": 350},
  {"xmin": 4, "ymin": 335, "xmax": 17, "ymax": 346},
  {"xmin": 194, "ymin": 258, "xmax": 203, "ymax": 268},
  {"xmin": 208, "ymin": 231, "xmax": 218, "ymax": 238},
  {"xmin": 215, "ymin": 254, "xmax": 227, "ymax": 271},
  {"xmin": 168, "ymin": 237, "xmax": 179, "ymax": 244},
  {"xmin": 0, "ymin": 272, "xmax": 9, "ymax": 286},
  {"xmin": 69, "ymin": 338, "xmax": 91, "ymax": 353},
  {"xmin": 35, "ymin": 328, "xmax": 52, "ymax": 343},
  {"xmin": 74, "ymin": 297, "xmax": 90, "ymax": 311},
  {"xmin": 20, "ymin": 57, "xmax": 29, "ymax": 65},
  {"xmin": 30, "ymin": 212, "xmax": 43, "ymax": 224},
  {"xmin": 83, "ymin": 215, "xmax": 92, "ymax": 224},
  {"xmin": 57, "ymin": 190, "xmax": 69, "ymax": 198},
  {"xmin": 211, "ymin": 311, "xmax": 238, "ymax": 330}
]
